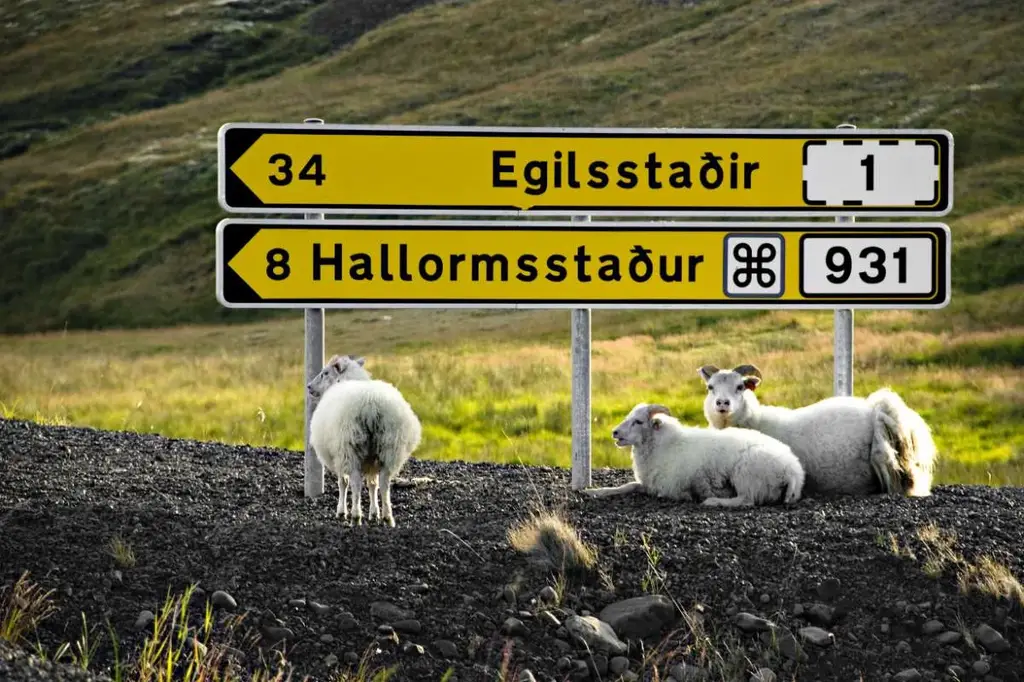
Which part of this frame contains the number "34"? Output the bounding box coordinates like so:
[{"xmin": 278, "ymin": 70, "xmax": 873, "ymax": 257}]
[{"xmin": 268, "ymin": 153, "xmax": 326, "ymax": 186}]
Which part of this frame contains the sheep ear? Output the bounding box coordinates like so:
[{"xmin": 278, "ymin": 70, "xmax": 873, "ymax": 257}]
[
  {"xmin": 697, "ymin": 365, "xmax": 720, "ymax": 382},
  {"xmin": 743, "ymin": 377, "xmax": 760, "ymax": 391},
  {"xmin": 326, "ymin": 354, "xmax": 341, "ymax": 368},
  {"xmin": 353, "ymin": 356, "xmax": 366, "ymax": 367},
  {"xmin": 732, "ymin": 364, "xmax": 762, "ymax": 380}
]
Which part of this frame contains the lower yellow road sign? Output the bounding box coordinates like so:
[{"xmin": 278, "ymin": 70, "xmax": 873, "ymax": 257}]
[{"xmin": 216, "ymin": 219, "xmax": 950, "ymax": 310}]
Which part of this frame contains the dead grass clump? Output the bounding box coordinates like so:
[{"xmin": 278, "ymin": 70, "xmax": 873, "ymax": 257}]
[
  {"xmin": 106, "ymin": 534, "xmax": 137, "ymax": 568},
  {"xmin": 910, "ymin": 523, "xmax": 1024, "ymax": 611},
  {"xmin": 0, "ymin": 571, "xmax": 57, "ymax": 647},
  {"xmin": 507, "ymin": 510, "xmax": 598, "ymax": 581},
  {"xmin": 958, "ymin": 555, "xmax": 1024, "ymax": 609}
]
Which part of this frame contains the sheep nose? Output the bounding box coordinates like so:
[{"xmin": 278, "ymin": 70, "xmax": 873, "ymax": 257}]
[
  {"xmin": 716, "ymin": 398, "xmax": 730, "ymax": 408},
  {"xmin": 611, "ymin": 429, "xmax": 619, "ymax": 438}
]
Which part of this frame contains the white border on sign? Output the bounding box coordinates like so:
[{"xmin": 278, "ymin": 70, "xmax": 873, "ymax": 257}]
[
  {"xmin": 215, "ymin": 124, "xmax": 954, "ymax": 218},
  {"xmin": 213, "ymin": 218, "xmax": 951, "ymax": 311}
]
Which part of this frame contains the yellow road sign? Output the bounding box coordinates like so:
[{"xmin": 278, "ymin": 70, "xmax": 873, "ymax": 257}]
[
  {"xmin": 217, "ymin": 123, "xmax": 953, "ymax": 217},
  {"xmin": 216, "ymin": 219, "xmax": 950, "ymax": 309}
]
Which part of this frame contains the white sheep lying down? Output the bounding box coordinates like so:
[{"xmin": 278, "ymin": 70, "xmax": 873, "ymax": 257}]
[
  {"xmin": 307, "ymin": 354, "xmax": 422, "ymax": 527},
  {"xmin": 583, "ymin": 402, "xmax": 805, "ymax": 507},
  {"xmin": 699, "ymin": 363, "xmax": 937, "ymax": 497}
]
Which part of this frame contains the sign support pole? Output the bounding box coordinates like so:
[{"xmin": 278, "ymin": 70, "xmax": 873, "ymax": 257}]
[
  {"xmin": 833, "ymin": 122, "xmax": 856, "ymax": 397},
  {"xmin": 570, "ymin": 214, "xmax": 592, "ymax": 491},
  {"xmin": 303, "ymin": 117, "xmax": 326, "ymax": 498}
]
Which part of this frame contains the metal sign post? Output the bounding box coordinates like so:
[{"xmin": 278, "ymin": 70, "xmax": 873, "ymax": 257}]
[{"xmin": 303, "ymin": 117, "xmax": 326, "ymax": 498}]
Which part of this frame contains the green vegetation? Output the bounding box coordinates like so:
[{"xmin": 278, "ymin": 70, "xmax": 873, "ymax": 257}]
[{"xmin": 2, "ymin": 305, "xmax": 1022, "ymax": 484}]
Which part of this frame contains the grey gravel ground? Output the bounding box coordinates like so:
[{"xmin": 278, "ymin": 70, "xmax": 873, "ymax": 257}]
[{"xmin": 1, "ymin": 417, "xmax": 1022, "ymax": 682}]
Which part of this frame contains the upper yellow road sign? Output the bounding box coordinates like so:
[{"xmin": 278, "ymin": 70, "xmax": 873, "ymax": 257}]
[
  {"xmin": 216, "ymin": 219, "xmax": 950, "ymax": 310},
  {"xmin": 217, "ymin": 123, "xmax": 954, "ymax": 217}
]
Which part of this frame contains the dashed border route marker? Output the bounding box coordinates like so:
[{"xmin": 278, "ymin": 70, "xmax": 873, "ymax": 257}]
[{"xmin": 217, "ymin": 123, "xmax": 953, "ymax": 217}]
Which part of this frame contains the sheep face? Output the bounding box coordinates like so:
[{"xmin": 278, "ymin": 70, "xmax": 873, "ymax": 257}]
[
  {"xmin": 307, "ymin": 354, "xmax": 371, "ymax": 400},
  {"xmin": 611, "ymin": 402, "xmax": 672, "ymax": 447},
  {"xmin": 699, "ymin": 364, "xmax": 761, "ymax": 428}
]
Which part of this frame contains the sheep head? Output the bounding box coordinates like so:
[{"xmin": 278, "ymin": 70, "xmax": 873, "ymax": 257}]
[
  {"xmin": 612, "ymin": 402, "xmax": 673, "ymax": 447},
  {"xmin": 698, "ymin": 363, "xmax": 762, "ymax": 429},
  {"xmin": 306, "ymin": 354, "xmax": 372, "ymax": 401}
]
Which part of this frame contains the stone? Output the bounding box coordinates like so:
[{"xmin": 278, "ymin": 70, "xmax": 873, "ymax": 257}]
[
  {"xmin": 973, "ymin": 623, "xmax": 1010, "ymax": 653},
  {"xmin": 564, "ymin": 615, "xmax": 627, "ymax": 656},
  {"xmin": 609, "ymin": 656, "xmax": 629, "ymax": 675},
  {"xmin": 892, "ymin": 669, "xmax": 922, "ymax": 682},
  {"xmin": 401, "ymin": 642, "xmax": 424, "ymax": 656},
  {"xmin": 798, "ymin": 626, "xmax": 835, "ymax": 647},
  {"xmin": 805, "ymin": 603, "xmax": 836, "ymax": 627},
  {"xmin": 370, "ymin": 601, "xmax": 414, "ymax": 623},
  {"xmin": 922, "ymin": 619, "xmax": 945, "ymax": 636},
  {"xmin": 210, "ymin": 590, "xmax": 236, "ymax": 610},
  {"xmin": 935, "ymin": 631, "xmax": 962, "ymax": 646},
  {"xmin": 539, "ymin": 610, "xmax": 561, "ymax": 628},
  {"xmin": 972, "ymin": 660, "xmax": 991, "ymax": 676},
  {"xmin": 501, "ymin": 617, "xmax": 528, "ymax": 637},
  {"xmin": 734, "ymin": 612, "xmax": 774, "ymax": 632},
  {"xmin": 134, "ymin": 610, "xmax": 155, "ymax": 630},
  {"xmin": 393, "ymin": 619, "xmax": 422, "ymax": 634},
  {"xmin": 538, "ymin": 586, "xmax": 558, "ymax": 603},
  {"xmin": 307, "ymin": 600, "xmax": 330, "ymax": 616},
  {"xmin": 598, "ymin": 594, "xmax": 678, "ymax": 640},
  {"xmin": 433, "ymin": 639, "xmax": 459, "ymax": 658}
]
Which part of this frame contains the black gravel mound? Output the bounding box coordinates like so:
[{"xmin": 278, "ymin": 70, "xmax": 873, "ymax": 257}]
[{"xmin": 1, "ymin": 417, "xmax": 1022, "ymax": 682}]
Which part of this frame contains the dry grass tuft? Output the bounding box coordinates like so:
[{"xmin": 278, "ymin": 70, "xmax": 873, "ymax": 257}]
[
  {"xmin": 958, "ymin": 555, "xmax": 1024, "ymax": 610},
  {"xmin": 0, "ymin": 571, "xmax": 57, "ymax": 647},
  {"xmin": 106, "ymin": 534, "xmax": 137, "ymax": 569},
  {"xmin": 507, "ymin": 510, "xmax": 598, "ymax": 580},
  {"xmin": 902, "ymin": 523, "xmax": 1024, "ymax": 611}
]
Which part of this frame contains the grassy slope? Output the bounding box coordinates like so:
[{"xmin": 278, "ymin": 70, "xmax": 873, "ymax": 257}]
[
  {"xmin": 0, "ymin": 0, "xmax": 1022, "ymax": 332},
  {"xmin": 0, "ymin": 0, "xmax": 1022, "ymax": 483}
]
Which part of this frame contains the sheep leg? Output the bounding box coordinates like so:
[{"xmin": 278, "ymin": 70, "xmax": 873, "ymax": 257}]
[
  {"xmin": 367, "ymin": 473, "xmax": 381, "ymax": 523},
  {"xmin": 348, "ymin": 463, "xmax": 364, "ymax": 526},
  {"xmin": 380, "ymin": 471, "xmax": 396, "ymax": 528},
  {"xmin": 335, "ymin": 473, "xmax": 350, "ymax": 520},
  {"xmin": 581, "ymin": 481, "xmax": 646, "ymax": 499},
  {"xmin": 702, "ymin": 495, "xmax": 755, "ymax": 508}
]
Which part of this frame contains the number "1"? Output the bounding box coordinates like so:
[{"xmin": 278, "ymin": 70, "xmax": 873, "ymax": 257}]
[{"xmin": 860, "ymin": 154, "xmax": 874, "ymax": 191}]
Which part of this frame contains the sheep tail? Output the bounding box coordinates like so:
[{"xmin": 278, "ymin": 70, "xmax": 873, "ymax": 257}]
[{"xmin": 866, "ymin": 388, "xmax": 937, "ymax": 497}]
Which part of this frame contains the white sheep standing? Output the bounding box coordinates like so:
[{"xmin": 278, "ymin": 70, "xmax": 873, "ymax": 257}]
[
  {"xmin": 307, "ymin": 354, "xmax": 422, "ymax": 527},
  {"xmin": 582, "ymin": 402, "xmax": 805, "ymax": 507},
  {"xmin": 698, "ymin": 363, "xmax": 937, "ymax": 497}
]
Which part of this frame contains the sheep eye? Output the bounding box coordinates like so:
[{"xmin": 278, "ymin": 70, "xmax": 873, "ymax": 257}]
[
  {"xmin": 634, "ymin": 419, "xmax": 643, "ymax": 425},
  {"xmin": 706, "ymin": 385, "xmax": 713, "ymax": 392},
  {"xmin": 737, "ymin": 384, "xmax": 744, "ymax": 392}
]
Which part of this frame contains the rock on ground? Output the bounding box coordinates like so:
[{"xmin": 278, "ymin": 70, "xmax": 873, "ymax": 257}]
[{"xmin": 1, "ymin": 418, "xmax": 1023, "ymax": 682}]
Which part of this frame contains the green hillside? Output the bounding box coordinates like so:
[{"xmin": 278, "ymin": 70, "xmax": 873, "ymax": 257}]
[{"xmin": 1, "ymin": 0, "xmax": 1023, "ymax": 333}]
